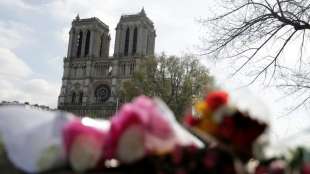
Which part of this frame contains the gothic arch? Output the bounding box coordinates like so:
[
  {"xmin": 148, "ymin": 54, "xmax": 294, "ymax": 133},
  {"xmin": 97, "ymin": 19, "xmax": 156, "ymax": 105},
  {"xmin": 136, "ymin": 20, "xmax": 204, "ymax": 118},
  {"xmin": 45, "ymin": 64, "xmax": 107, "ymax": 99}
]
[
  {"xmin": 129, "ymin": 62, "xmax": 135, "ymax": 74},
  {"xmin": 99, "ymin": 34, "xmax": 104, "ymax": 57},
  {"xmin": 78, "ymin": 91, "xmax": 83, "ymax": 104},
  {"xmin": 77, "ymin": 31, "xmax": 83, "ymax": 57},
  {"xmin": 71, "ymin": 91, "xmax": 76, "ymax": 104},
  {"xmin": 132, "ymin": 27, "xmax": 138, "ymax": 55},
  {"xmin": 84, "ymin": 30, "xmax": 91, "ymax": 56},
  {"xmin": 124, "ymin": 27, "xmax": 130, "ymax": 56}
]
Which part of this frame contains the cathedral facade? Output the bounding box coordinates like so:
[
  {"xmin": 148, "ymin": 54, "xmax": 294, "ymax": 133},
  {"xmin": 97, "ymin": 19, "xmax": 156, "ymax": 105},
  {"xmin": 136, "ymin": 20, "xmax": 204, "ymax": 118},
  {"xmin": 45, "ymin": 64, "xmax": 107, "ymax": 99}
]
[{"xmin": 58, "ymin": 9, "xmax": 156, "ymax": 118}]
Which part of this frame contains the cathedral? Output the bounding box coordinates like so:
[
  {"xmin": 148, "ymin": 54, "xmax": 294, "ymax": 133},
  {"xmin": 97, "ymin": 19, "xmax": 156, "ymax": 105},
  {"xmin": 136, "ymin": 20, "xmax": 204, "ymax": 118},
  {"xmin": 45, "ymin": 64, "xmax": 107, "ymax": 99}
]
[{"xmin": 57, "ymin": 9, "xmax": 156, "ymax": 118}]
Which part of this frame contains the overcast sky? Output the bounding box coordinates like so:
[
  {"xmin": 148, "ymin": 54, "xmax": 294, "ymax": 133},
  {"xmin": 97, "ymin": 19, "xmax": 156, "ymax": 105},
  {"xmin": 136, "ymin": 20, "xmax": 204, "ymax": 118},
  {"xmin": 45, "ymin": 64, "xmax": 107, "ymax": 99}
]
[
  {"xmin": 0, "ymin": 0, "xmax": 216, "ymax": 107},
  {"xmin": 1, "ymin": 0, "xmax": 310, "ymax": 148}
]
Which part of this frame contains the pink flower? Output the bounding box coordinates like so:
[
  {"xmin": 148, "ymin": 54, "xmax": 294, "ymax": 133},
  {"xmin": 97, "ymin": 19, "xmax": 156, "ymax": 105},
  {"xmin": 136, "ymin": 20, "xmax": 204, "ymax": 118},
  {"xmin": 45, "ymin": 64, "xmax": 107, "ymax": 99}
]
[
  {"xmin": 104, "ymin": 96, "xmax": 175, "ymax": 163},
  {"xmin": 62, "ymin": 119, "xmax": 107, "ymax": 172},
  {"xmin": 104, "ymin": 103, "xmax": 147, "ymax": 161},
  {"xmin": 269, "ymin": 160, "xmax": 285, "ymax": 174},
  {"xmin": 133, "ymin": 96, "xmax": 174, "ymax": 139}
]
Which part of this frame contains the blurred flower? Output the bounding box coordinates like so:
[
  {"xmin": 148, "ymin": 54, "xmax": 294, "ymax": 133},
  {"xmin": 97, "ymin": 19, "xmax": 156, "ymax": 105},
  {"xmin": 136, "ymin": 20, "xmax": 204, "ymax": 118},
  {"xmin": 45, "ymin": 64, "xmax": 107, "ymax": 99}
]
[
  {"xmin": 183, "ymin": 114, "xmax": 200, "ymax": 127},
  {"xmin": 269, "ymin": 160, "xmax": 286, "ymax": 174},
  {"xmin": 198, "ymin": 118, "xmax": 218, "ymax": 135},
  {"xmin": 205, "ymin": 91, "xmax": 229, "ymax": 111},
  {"xmin": 203, "ymin": 150, "xmax": 218, "ymax": 169},
  {"xmin": 105, "ymin": 96, "xmax": 175, "ymax": 163},
  {"xmin": 62, "ymin": 119, "xmax": 107, "ymax": 172},
  {"xmin": 171, "ymin": 145, "xmax": 183, "ymax": 165},
  {"xmin": 218, "ymin": 116, "xmax": 235, "ymax": 141},
  {"xmin": 194, "ymin": 101, "xmax": 208, "ymax": 115},
  {"xmin": 104, "ymin": 103, "xmax": 147, "ymax": 162},
  {"xmin": 255, "ymin": 165, "xmax": 268, "ymax": 174},
  {"xmin": 301, "ymin": 163, "xmax": 310, "ymax": 174}
]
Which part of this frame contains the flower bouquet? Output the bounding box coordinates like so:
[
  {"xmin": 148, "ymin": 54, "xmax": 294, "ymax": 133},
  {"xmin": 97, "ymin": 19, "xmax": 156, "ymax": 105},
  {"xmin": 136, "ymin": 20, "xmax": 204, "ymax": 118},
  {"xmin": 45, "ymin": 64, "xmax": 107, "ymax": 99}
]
[
  {"xmin": 0, "ymin": 96, "xmax": 204, "ymax": 173},
  {"xmin": 184, "ymin": 90, "xmax": 267, "ymax": 162},
  {"xmin": 104, "ymin": 96, "xmax": 204, "ymax": 164}
]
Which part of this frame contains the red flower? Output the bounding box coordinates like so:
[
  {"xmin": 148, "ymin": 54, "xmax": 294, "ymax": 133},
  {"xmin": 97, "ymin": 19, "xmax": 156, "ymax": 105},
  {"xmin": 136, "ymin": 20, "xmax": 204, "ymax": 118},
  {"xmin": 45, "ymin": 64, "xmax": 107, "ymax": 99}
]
[
  {"xmin": 269, "ymin": 160, "xmax": 286, "ymax": 174},
  {"xmin": 205, "ymin": 91, "xmax": 229, "ymax": 111},
  {"xmin": 183, "ymin": 114, "xmax": 200, "ymax": 127},
  {"xmin": 301, "ymin": 163, "xmax": 310, "ymax": 174},
  {"xmin": 171, "ymin": 145, "xmax": 183, "ymax": 165},
  {"xmin": 203, "ymin": 150, "xmax": 219, "ymax": 169},
  {"xmin": 185, "ymin": 144, "xmax": 198, "ymax": 155},
  {"xmin": 218, "ymin": 116, "xmax": 235, "ymax": 141},
  {"xmin": 255, "ymin": 165, "xmax": 268, "ymax": 174}
]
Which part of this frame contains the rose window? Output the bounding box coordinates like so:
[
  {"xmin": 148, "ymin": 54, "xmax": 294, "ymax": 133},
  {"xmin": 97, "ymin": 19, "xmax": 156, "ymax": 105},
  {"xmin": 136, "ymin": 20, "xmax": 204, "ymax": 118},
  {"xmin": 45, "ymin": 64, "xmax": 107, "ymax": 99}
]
[{"xmin": 95, "ymin": 85, "xmax": 111, "ymax": 103}]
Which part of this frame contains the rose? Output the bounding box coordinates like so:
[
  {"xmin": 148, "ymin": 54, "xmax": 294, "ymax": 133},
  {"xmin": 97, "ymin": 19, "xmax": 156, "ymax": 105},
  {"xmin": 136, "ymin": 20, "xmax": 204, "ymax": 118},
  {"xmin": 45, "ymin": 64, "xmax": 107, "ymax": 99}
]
[
  {"xmin": 183, "ymin": 114, "xmax": 200, "ymax": 127},
  {"xmin": 62, "ymin": 119, "xmax": 107, "ymax": 172},
  {"xmin": 105, "ymin": 96, "xmax": 176, "ymax": 163},
  {"xmin": 104, "ymin": 103, "xmax": 148, "ymax": 163},
  {"xmin": 218, "ymin": 116, "xmax": 235, "ymax": 141},
  {"xmin": 205, "ymin": 91, "xmax": 229, "ymax": 111}
]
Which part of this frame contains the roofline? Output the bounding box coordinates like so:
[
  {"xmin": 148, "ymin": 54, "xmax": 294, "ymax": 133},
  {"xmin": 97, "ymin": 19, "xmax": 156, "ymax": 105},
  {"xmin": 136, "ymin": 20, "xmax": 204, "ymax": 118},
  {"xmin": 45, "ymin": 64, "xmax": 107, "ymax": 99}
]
[{"xmin": 73, "ymin": 17, "xmax": 109, "ymax": 30}]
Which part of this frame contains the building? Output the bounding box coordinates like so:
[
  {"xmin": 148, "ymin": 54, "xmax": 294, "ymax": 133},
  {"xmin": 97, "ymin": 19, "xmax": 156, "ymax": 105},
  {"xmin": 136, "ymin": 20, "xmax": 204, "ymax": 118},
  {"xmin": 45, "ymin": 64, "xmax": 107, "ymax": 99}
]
[
  {"xmin": 0, "ymin": 101, "xmax": 55, "ymax": 111},
  {"xmin": 57, "ymin": 8, "xmax": 156, "ymax": 118}
]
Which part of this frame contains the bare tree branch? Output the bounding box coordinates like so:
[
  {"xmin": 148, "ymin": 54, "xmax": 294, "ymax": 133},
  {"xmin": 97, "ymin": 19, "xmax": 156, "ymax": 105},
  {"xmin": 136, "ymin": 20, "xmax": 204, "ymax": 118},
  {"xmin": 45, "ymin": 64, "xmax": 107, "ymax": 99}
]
[{"xmin": 202, "ymin": 0, "xmax": 310, "ymax": 111}]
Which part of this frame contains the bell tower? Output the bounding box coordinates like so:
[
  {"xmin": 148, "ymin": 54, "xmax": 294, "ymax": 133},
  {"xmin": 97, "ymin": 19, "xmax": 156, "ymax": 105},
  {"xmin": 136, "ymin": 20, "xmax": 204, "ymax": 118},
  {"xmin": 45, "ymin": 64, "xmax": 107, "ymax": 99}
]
[
  {"xmin": 67, "ymin": 15, "xmax": 111, "ymax": 59},
  {"xmin": 113, "ymin": 8, "xmax": 156, "ymax": 57}
]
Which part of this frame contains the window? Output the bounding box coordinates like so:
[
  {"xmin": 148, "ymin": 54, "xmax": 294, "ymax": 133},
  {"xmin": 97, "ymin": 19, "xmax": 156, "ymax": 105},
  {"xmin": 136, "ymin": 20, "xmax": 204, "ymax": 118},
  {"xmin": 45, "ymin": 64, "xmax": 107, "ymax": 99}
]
[
  {"xmin": 132, "ymin": 27, "xmax": 138, "ymax": 55},
  {"xmin": 121, "ymin": 63, "xmax": 126, "ymax": 75},
  {"xmin": 79, "ymin": 92, "xmax": 83, "ymax": 104},
  {"xmin": 95, "ymin": 85, "xmax": 111, "ymax": 103},
  {"xmin": 83, "ymin": 66, "xmax": 86, "ymax": 76},
  {"xmin": 71, "ymin": 92, "xmax": 76, "ymax": 103},
  {"xmin": 124, "ymin": 27, "xmax": 130, "ymax": 56},
  {"xmin": 74, "ymin": 66, "xmax": 78, "ymax": 77},
  {"xmin": 146, "ymin": 34, "xmax": 149, "ymax": 55},
  {"xmin": 99, "ymin": 34, "xmax": 104, "ymax": 57},
  {"xmin": 77, "ymin": 31, "xmax": 83, "ymax": 57},
  {"xmin": 84, "ymin": 30, "xmax": 91, "ymax": 56},
  {"xmin": 104, "ymin": 64, "xmax": 109, "ymax": 76},
  {"xmin": 129, "ymin": 63, "xmax": 135, "ymax": 74}
]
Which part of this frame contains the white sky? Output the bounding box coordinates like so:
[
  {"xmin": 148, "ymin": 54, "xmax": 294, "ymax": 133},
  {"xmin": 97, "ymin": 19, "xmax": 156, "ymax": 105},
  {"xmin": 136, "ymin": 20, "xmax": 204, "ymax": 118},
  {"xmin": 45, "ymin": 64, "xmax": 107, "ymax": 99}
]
[{"xmin": 0, "ymin": 0, "xmax": 310, "ymax": 149}]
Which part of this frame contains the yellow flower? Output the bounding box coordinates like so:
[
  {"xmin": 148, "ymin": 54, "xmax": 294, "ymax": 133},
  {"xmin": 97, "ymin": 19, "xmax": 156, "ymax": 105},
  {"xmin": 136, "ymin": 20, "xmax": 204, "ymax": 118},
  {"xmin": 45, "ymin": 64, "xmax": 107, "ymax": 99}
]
[
  {"xmin": 195, "ymin": 101, "xmax": 207, "ymax": 114},
  {"xmin": 195, "ymin": 101, "xmax": 214, "ymax": 120},
  {"xmin": 198, "ymin": 118, "xmax": 218, "ymax": 135}
]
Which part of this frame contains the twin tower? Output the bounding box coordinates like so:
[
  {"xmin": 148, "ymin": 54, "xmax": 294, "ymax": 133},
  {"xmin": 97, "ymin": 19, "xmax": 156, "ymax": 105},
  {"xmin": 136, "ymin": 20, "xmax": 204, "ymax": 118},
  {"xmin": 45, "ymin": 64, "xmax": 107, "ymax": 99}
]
[
  {"xmin": 58, "ymin": 9, "xmax": 156, "ymax": 118},
  {"xmin": 67, "ymin": 8, "xmax": 155, "ymax": 59}
]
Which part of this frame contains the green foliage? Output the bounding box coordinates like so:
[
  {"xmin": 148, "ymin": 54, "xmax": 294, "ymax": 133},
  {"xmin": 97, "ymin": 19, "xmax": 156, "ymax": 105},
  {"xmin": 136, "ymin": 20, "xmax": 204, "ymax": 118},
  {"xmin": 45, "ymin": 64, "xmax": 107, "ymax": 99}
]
[
  {"xmin": 287, "ymin": 147, "xmax": 310, "ymax": 170},
  {"xmin": 120, "ymin": 53, "xmax": 214, "ymax": 119}
]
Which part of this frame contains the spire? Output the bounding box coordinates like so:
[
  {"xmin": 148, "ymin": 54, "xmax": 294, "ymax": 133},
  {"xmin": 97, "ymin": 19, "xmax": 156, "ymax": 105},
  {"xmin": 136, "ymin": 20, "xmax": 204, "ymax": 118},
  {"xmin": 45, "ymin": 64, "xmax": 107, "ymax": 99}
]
[
  {"xmin": 75, "ymin": 13, "xmax": 80, "ymax": 21},
  {"xmin": 140, "ymin": 7, "xmax": 146, "ymax": 16}
]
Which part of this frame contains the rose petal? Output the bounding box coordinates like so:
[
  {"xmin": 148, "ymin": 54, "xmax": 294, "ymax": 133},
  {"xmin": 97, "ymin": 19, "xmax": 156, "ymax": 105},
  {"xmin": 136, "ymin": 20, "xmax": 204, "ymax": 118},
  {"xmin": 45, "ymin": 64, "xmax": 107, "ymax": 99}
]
[{"xmin": 116, "ymin": 124, "xmax": 146, "ymax": 163}]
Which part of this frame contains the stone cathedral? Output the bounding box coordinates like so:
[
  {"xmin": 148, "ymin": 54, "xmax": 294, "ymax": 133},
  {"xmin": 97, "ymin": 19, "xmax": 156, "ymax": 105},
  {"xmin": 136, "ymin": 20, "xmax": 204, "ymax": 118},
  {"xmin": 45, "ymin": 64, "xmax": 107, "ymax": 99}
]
[{"xmin": 58, "ymin": 9, "xmax": 156, "ymax": 118}]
